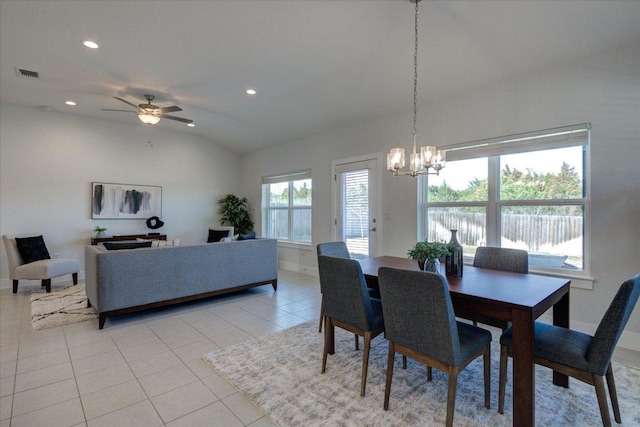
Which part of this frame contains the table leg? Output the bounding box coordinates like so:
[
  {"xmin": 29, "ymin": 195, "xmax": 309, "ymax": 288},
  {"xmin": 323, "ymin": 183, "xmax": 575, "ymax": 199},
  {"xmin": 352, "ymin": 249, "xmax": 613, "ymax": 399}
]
[
  {"xmin": 552, "ymin": 291, "xmax": 570, "ymax": 387},
  {"xmin": 512, "ymin": 309, "xmax": 535, "ymax": 427}
]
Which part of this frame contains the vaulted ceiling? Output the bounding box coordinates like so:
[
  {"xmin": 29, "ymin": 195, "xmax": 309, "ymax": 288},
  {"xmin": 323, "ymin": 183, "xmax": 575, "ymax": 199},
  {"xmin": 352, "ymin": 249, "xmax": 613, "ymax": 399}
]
[{"xmin": 2, "ymin": 1, "xmax": 639, "ymax": 154}]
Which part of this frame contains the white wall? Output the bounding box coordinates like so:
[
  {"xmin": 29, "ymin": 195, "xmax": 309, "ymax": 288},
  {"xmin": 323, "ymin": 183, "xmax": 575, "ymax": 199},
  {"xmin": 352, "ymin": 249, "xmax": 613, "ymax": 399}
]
[
  {"xmin": 240, "ymin": 43, "xmax": 640, "ymax": 348},
  {"xmin": 0, "ymin": 105, "xmax": 241, "ymax": 282}
]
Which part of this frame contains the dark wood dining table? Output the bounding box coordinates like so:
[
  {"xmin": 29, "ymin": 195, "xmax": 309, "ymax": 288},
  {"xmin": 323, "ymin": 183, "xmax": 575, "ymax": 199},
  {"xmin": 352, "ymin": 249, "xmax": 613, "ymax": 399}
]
[{"xmin": 358, "ymin": 256, "xmax": 571, "ymax": 427}]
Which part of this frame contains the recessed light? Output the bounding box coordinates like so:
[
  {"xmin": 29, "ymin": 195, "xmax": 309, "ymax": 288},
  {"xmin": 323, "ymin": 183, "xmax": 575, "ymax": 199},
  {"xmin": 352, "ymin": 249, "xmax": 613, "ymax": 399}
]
[
  {"xmin": 246, "ymin": 89, "xmax": 256, "ymax": 95},
  {"xmin": 65, "ymin": 100, "xmax": 76, "ymax": 106},
  {"xmin": 187, "ymin": 123, "xmax": 195, "ymax": 127},
  {"xmin": 83, "ymin": 40, "xmax": 99, "ymax": 49}
]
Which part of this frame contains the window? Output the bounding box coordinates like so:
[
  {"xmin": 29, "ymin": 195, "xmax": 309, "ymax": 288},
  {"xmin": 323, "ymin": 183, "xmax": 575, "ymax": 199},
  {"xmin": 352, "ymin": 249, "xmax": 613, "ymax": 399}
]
[
  {"xmin": 419, "ymin": 124, "xmax": 590, "ymax": 276},
  {"xmin": 262, "ymin": 170, "xmax": 312, "ymax": 244}
]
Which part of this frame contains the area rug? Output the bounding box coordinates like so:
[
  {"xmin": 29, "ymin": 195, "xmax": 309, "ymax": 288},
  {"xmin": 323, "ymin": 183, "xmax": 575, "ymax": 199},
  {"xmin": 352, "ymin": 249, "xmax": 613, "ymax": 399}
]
[
  {"xmin": 30, "ymin": 285, "xmax": 97, "ymax": 330},
  {"xmin": 203, "ymin": 321, "xmax": 640, "ymax": 427}
]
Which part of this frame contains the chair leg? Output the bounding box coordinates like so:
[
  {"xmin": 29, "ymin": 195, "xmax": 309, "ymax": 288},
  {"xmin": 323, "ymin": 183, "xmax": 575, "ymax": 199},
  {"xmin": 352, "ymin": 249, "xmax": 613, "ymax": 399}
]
[
  {"xmin": 12, "ymin": 280, "xmax": 18, "ymax": 294},
  {"xmin": 446, "ymin": 370, "xmax": 458, "ymax": 427},
  {"xmin": 355, "ymin": 334, "xmax": 359, "ymax": 350},
  {"xmin": 593, "ymin": 374, "xmax": 613, "ymax": 427},
  {"xmin": 605, "ymin": 363, "xmax": 621, "ymax": 424},
  {"xmin": 498, "ymin": 345, "xmax": 508, "ymax": 414},
  {"xmin": 318, "ymin": 299, "xmax": 324, "ymax": 333},
  {"xmin": 321, "ymin": 317, "xmax": 331, "ymax": 374},
  {"xmin": 72, "ymin": 272, "xmax": 78, "ymax": 285},
  {"xmin": 427, "ymin": 366, "xmax": 432, "ymax": 382},
  {"xmin": 483, "ymin": 345, "xmax": 491, "ymax": 409},
  {"xmin": 402, "ymin": 355, "xmax": 407, "ymax": 369},
  {"xmin": 42, "ymin": 279, "xmax": 51, "ymax": 293},
  {"xmin": 383, "ymin": 342, "xmax": 395, "ymax": 410},
  {"xmin": 360, "ymin": 331, "xmax": 372, "ymax": 396}
]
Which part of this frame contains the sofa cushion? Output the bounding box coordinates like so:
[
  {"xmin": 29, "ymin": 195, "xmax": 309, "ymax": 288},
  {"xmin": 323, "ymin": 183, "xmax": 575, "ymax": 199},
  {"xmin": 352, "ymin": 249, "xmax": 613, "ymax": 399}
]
[
  {"xmin": 15, "ymin": 235, "xmax": 51, "ymax": 263},
  {"xmin": 238, "ymin": 232, "xmax": 256, "ymax": 240},
  {"xmin": 103, "ymin": 241, "xmax": 153, "ymax": 251},
  {"xmin": 208, "ymin": 229, "xmax": 230, "ymax": 243}
]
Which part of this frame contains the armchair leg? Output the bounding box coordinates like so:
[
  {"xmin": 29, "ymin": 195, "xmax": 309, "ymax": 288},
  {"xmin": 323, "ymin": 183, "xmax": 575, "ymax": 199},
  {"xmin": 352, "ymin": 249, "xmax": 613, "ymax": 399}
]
[
  {"xmin": 42, "ymin": 279, "xmax": 51, "ymax": 293},
  {"xmin": 12, "ymin": 280, "xmax": 18, "ymax": 294},
  {"xmin": 72, "ymin": 272, "xmax": 78, "ymax": 285}
]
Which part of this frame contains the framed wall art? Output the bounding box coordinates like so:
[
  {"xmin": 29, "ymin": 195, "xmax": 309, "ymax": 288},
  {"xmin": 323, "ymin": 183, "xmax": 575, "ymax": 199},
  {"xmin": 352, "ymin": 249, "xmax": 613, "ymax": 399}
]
[{"xmin": 92, "ymin": 182, "xmax": 162, "ymax": 219}]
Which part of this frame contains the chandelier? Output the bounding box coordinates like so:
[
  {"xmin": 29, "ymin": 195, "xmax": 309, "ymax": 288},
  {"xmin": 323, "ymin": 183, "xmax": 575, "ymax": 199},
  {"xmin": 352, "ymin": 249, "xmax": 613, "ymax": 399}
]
[{"xmin": 387, "ymin": 0, "xmax": 445, "ymax": 177}]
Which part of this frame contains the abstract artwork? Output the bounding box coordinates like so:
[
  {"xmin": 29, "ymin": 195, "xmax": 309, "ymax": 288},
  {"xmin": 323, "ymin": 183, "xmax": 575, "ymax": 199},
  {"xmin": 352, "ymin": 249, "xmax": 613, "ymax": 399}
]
[{"xmin": 92, "ymin": 182, "xmax": 162, "ymax": 219}]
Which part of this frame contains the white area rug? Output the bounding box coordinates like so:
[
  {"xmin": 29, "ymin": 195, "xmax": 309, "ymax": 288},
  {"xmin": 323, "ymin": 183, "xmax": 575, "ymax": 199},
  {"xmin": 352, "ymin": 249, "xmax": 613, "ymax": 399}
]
[
  {"xmin": 204, "ymin": 321, "xmax": 640, "ymax": 427},
  {"xmin": 30, "ymin": 285, "xmax": 97, "ymax": 330}
]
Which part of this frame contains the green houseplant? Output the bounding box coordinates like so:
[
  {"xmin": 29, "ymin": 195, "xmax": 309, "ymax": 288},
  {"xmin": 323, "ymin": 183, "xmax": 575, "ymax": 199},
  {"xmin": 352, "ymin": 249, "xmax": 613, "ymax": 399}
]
[
  {"xmin": 93, "ymin": 226, "xmax": 107, "ymax": 238},
  {"xmin": 217, "ymin": 194, "xmax": 254, "ymax": 235},
  {"xmin": 407, "ymin": 240, "xmax": 451, "ymax": 272}
]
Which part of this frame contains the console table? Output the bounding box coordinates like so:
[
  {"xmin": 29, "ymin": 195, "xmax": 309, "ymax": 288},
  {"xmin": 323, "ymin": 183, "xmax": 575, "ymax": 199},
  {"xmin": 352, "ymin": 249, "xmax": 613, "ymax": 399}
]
[{"xmin": 91, "ymin": 234, "xmax": 167, "ymax": 245}]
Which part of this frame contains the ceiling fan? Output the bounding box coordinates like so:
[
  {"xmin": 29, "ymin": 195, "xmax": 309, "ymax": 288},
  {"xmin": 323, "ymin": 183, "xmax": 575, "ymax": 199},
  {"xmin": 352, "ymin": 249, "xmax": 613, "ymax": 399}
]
[{"xmin": 102, "ymin": 94, "xmax": 193, "ymax": 125}]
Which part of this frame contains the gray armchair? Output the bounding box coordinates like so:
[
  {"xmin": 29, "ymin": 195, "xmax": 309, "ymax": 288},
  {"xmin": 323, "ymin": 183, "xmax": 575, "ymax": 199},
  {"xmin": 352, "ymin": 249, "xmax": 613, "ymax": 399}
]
[
  {"xmin": 318, "ymin": 254, "xmax": 385, "ymax": 397},
  {"xmin": 459, "ymin": 246, "xmax": 529, "ymax": 330},
  {"xmin": 3, "ymin": 234, "xmax": 79, "ymax": 293},
  {"xmin": 498, "ymin": 274, "xmax": 640, "ymax": 427},
  {"xmin": 378, "ymin": 267, "xmax": 492, "ymax": 427}
]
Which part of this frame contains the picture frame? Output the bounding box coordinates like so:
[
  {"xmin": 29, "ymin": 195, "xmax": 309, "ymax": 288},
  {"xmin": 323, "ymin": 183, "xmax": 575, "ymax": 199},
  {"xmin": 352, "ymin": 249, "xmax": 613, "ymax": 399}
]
[{"xmin": 92, "ymin": 182, "xmax": 162, "ymax": 219}]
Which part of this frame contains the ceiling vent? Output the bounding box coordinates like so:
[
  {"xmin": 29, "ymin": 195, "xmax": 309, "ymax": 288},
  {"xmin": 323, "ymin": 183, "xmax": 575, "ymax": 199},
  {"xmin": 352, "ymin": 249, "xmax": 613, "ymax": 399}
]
[{"xmin": 15, "ymin": 68, "xmax": 40, "ymax": 79}]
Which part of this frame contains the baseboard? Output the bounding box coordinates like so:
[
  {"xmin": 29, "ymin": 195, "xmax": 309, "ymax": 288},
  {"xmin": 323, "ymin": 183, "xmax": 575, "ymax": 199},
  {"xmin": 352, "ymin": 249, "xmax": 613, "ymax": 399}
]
[
  {"xmin": 0, "ymin": 270, "xmax": 85, "ymax": 289},
  {"xmin": 278, "ymin": 261, "xmax": 319, "ymax": 277}
]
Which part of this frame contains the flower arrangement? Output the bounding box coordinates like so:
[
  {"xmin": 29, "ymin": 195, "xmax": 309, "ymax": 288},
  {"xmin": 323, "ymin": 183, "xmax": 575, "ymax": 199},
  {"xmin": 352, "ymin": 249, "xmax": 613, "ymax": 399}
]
[{"xmin": 407, "ymin": 240, "xmax": 451, "ymax": 261}]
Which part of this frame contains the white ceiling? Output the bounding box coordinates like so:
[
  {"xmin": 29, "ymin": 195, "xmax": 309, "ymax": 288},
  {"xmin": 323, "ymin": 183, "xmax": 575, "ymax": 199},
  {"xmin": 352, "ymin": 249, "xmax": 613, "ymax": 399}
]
[{"xmin": 2, "ymin": 1, "xmax": 639, "ymax": 155}]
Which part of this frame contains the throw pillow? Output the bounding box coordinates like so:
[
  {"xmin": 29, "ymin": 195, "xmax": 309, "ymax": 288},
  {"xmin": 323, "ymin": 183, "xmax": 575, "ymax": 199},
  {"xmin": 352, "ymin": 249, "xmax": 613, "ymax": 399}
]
[
  {"xmin": 103, "ymin": 241, "xmax": 153, "ymax": 251},
  {"xmin": 238, "ymin": 232, "xmax": 256, "ymax": 240},
  {"xmin": 15, "ymin": 235, "xmax": 51, "ymax": 264},
  {"xmin": 207, "ymin": 229, "xmax": 230, "ymax": 243},
  {"xmin": 136, "ymin": 238, "xmax": 180, "ymax": 247}
]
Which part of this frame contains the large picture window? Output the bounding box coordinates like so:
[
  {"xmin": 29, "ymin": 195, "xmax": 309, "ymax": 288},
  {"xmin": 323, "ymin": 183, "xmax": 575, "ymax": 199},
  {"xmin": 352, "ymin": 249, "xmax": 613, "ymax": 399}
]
[
  {"xmin": 419, "ymin": 124, "xmax": 590, "ymax": 275},
  {"xmin": 262, "ymin": 170, "xmax": 312, "ymax": 244}
]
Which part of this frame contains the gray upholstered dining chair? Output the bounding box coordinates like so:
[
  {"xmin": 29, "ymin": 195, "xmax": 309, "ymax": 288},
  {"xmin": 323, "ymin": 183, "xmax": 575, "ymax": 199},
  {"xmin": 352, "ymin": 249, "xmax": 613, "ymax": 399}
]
[
  {"xmin": 3, "ymin": 234, "xmax": 79, "ymax": 293},
  {"xmin": 317, "ymin": 254, "xmax": 385, "ymax": 397},
  {"xmin": 378, "ymin": 267, "xmax": 492, "ymax": 427},
  {"xmin": 498, "ymin": 274, "xmax": 640, "ymax": 427},
  {"xmin": 459, "ymin": 246, "xmax": 529, "ymax": 330}
]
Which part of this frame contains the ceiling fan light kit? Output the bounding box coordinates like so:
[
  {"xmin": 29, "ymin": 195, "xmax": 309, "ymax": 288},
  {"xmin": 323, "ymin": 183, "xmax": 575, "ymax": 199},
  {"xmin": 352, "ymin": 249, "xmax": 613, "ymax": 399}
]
[
  {"xmin": 102, "ymin": 93, "xmax": 193, "ymax": 126},
  {"xmin": 138, "ymin": 113, "xmax": 161, "ymax": 125}
]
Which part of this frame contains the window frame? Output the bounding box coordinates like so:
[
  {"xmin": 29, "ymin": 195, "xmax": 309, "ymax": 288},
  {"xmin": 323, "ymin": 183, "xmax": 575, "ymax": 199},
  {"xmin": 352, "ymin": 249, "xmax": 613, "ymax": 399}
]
[
  {"xmin": 418, "ymin": 124, "xmax": 592, "ymax": 284},
  {"xmin": 262, "ymin": 169, "xmax": 312, "ymax": 246}
]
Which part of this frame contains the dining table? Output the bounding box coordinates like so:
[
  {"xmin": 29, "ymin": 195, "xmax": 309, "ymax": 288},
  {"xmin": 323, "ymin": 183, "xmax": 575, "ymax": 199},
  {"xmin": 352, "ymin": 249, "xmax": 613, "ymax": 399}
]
[{"xmin": 358, "ymin": 256, "xmax": 571, "ymax": 427}]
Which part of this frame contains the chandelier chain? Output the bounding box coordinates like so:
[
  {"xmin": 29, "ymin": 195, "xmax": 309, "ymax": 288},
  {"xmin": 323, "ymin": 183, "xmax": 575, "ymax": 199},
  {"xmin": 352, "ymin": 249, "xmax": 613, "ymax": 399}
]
[{"xmin": 413, "ymin": 0, "xmax": 418, "ymax": 141}]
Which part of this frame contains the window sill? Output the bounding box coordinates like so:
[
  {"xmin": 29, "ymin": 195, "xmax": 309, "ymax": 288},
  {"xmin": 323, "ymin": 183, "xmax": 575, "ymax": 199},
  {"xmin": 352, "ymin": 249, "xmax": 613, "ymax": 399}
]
[{"xmin": 277, "ymin": 241, "xmax": 313, "ymax": 251}]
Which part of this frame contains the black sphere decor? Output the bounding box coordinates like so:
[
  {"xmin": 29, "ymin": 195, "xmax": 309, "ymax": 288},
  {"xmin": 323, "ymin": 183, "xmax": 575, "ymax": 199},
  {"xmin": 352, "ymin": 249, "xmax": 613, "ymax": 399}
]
[{"xmin": 146, "ymin": 216, "xmax": 165, "ymax": 230}]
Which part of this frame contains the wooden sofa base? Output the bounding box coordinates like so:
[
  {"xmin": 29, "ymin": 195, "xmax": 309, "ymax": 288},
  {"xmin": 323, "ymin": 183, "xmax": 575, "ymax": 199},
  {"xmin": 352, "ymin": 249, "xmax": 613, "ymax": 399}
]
[{"xmin": 90, "ymin": 279, "xmax": 277, "ymax": 329}]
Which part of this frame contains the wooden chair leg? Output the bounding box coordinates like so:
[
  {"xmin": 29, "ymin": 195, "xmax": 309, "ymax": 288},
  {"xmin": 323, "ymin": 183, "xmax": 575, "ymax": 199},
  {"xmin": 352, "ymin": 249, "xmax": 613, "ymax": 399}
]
[
  {"xmin": 321, "ymin": 317, "xmax": 331, "ymax": 374},
  {"xmin": 355, "ymin": 334, "xmax": 359, "ymax": 350},
  {"xmin": 12, "ymin": 279, "xmax": 18, "ymax": 293},
  {"xmin": 318, "ymin": 299, "xmax": 324, "ymax": 333},
  {"xmin": 360, "ymin": 331, "xmax": 372, "ymax": 396},
  {"xmin": 72, "ymin": 272, "xmax": 78, "ymax": 285},
  {"xmin": 605, "ymin": 363, "xmax": 621, "ymax": 424},
  {"xmin": 593, "ymin": 374, "xmax": 613, "ymax": 427},
  {"xmin": 483, "ymin": 345, "xmax": 491, "ymax": 409},
  {"xmin": 446, "ymin": 370, "xmax": 458, "ymax": 427},
  {"xmin": 402, "ymin": 355, "xmax": 407, "ymax": 369},
  {"xmin": 42, "ymin": 278, "xmax": 51, "ymax": 293},
  {"xmin": 498, "ymin": 345, "xmax": 508, "ymax": 414},
  {"xmin": 384, "ymin": 342, "xmax": 395, "ymax": 410},
  {"xmin": 427, "ymin": 366, "xmax": 432, "ymax": 382}
]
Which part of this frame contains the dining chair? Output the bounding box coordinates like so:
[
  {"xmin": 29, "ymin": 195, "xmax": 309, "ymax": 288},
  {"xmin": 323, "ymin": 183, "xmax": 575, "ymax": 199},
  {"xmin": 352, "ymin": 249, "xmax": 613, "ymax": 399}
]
[
  {"xmin": 378, "ymin": 267, "xmax": 492, "ymax": 427},
  {"xmin": 3, "ymin": 234, "xmax": 79, "ymax": 293},
  {"xmin": 498, "ymin": 274, "xmax": 640, "ymax": 427},
  {"xmin": 317, "ymin": 254, "xmax": 385, "ymax": 396},
  {"xmin": 459, "ymin": 246, "xmax": 529, "ymax": 330}
]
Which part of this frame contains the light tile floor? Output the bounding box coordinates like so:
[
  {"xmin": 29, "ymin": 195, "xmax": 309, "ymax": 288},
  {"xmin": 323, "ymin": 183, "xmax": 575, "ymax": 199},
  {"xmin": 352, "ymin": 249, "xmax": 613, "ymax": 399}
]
[
  {"xmin": 0, "ymin": 270, "xmax": 321, "ymax": 427},
  {"xmin": 1, "ymin": 270, "xmax": 639, "ymax": 427}
]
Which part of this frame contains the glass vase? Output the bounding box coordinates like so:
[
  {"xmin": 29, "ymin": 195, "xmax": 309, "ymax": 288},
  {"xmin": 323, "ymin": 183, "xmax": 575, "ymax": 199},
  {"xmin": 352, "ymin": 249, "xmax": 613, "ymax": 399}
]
[{"xmin": 446, "ymin": 229, "xmax": 464, "ymax": 277}]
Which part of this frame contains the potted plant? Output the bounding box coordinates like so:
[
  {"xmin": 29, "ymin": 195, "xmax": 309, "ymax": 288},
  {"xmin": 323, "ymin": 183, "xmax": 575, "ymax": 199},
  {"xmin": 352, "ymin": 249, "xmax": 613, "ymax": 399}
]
[
  {"xmin": 93, "ymin": 226, "xmax": 107, "ymax": 238},
  {"xmin": 407, "ymin": 240, "xmax": 451, "ymax": 272},
  {"xmin": 217, "ymin": 194, "xmax": 254, "ymax": 235}
]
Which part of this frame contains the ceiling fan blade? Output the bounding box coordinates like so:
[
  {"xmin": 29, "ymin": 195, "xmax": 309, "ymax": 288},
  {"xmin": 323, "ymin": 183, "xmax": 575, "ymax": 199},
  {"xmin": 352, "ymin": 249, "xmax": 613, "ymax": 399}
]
[
  {"xmin": 160, "ymin": 114, "xmax": 193, "ymax": 124},
  {"xmin": 113, "ymin": 96, "xmax": 139, "ymax": 109},
  {"xmin": 159, "ymin": 106, "xmax": 182, "ymax": 114},
  {"xmin": 101, "ymin": 109, "xmax": 136, "ymax": 113}
]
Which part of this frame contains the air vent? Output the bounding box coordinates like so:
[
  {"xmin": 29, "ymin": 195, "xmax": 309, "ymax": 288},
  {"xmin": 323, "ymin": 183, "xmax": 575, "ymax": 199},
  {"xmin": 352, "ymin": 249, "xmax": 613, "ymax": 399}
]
[{"xmin": 15, "ymin": 68, "xmax": 40, "ymax": 79}]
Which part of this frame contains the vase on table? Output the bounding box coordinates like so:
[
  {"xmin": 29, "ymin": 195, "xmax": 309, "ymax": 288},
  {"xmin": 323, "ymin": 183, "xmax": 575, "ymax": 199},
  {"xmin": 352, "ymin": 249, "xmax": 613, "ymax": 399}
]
[
  {"xmin": 424, "ymin": 258, "xmax": 441, "ymax": 273},
  {"xmin": 446, "ymin": 229, "xmax": 463, "ymax": 277}
]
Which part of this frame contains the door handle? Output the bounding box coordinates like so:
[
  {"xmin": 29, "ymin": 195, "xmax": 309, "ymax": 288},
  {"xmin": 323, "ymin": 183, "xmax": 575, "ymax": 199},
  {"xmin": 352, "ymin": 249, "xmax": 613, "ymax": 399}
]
[{"xmin": 370, "ymin": 227, "xmax": 377, "ymax": 232}]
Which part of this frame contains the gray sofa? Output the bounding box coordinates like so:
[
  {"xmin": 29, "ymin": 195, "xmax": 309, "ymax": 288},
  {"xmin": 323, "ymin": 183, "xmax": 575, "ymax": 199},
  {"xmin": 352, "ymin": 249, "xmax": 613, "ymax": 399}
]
[{"xmin": 85, "ymin": 238, "xmax": 278, "ymax": 329}]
